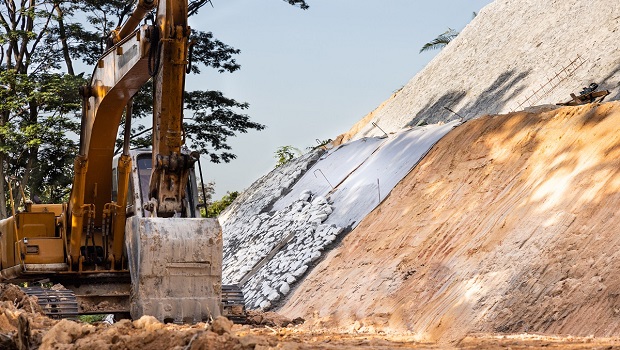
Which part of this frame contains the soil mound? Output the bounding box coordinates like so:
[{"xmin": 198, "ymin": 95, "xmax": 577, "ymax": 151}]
[
  {"xmin": 0, "ymin": 306, "xmax": 429, "ymax": 350},
  {"xmin": 0, "ymin": 284, "xmax": 42, "ymax": 314},
  {"xmin": 280, "ymin": 102, "xmax": 620, "ymax": 343},
  {"xmin": 39, "ymin": 316, "xmax": 246, "ymax": 350},
  {"xmin": 0, "ymin": 286, "xmax": 54, "ymax": 349}
]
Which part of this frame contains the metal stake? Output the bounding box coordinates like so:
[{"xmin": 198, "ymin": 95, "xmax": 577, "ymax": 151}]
[
  {"xmin": 444, "ymin": 106, "xmax": 465, "ymax": 120},
  {"xmin": 314, "ymin": 169, "xmax": 333, "ymax": 189},
  {"xmin": 372, "ymin": 122, "xmax": 389, "ymax": 138}
]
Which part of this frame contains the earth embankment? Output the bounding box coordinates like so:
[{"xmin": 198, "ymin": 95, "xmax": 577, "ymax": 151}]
[{"xmin": 280, "ymin": 102, "xmax": 620, "ymax": 343}]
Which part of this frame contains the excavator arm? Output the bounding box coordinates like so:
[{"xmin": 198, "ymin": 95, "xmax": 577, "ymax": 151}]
[
  {"xmin": 145, "ymin": 0, "xmax": 198, "ymax": 217},
  {"xmin": 70, "ymin": 0, "xmax": 195, "ymax": 265}
]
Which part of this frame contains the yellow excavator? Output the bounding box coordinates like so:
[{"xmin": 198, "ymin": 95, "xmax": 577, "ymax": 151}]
[{"xmin": 0, "ymin": 0, "xmax": 244, "ymax": 323}]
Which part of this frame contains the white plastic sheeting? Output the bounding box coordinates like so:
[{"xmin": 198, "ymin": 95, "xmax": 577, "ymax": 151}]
[
  {"xmin": 271, "ymin": 137, "xmax": 385, "ymax": 211},
  {"xmin": 325, "ymin": 120, "xmax": 460, "ymax": 228},
  {"xmin": 222, "ymin": 120, "xmax": 461, "ymax": 309}
]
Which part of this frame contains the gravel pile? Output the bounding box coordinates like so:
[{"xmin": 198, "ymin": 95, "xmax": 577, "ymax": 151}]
[{"xmin": 223, "ymin": 190, "xmax": 345, "ymax": 309}]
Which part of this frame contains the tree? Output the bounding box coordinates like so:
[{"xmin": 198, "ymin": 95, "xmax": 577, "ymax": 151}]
[
  {"xmin": 0, "ymin": 0, "xmax": 310, "ymax": 217},
  {"xmin": 419, "ymin": 28, "xmax": 458, "ymax": 53},
  {"xmin": 196, "ymin": 180, "xmax": 215, "ymax": 217},
  {"xmin": 0, "ymin": 1, "xmax": 85, "ymax": 216},
  {"xmin": 184, "ymin": 90, "xmax": 266, "ymax": 163},
  {"xmin": 274, "ymin": 145, "xmax": 301, "ymax": 167},
  {"xmin": 118, "ymin": 30, "xmax": 265, "ymax": 164},
  {"xmin": 419, "ymin": 12, "xmax": 477, "ymax": 53},
  {"xmin": 205, "ymin": 191, "xmax": 239, "ymax": 218},
  {"xmin": 189, "ymin": 0, "xmax": 309, "ymax": 15}
]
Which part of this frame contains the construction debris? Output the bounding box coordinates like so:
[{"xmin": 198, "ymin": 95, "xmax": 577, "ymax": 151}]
[{"xmin": 557, "ymin": 83, "xmax": 610, "ymax": 105}]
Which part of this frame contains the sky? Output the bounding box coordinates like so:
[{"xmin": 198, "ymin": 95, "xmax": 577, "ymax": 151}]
[{"xmin": 188, "ymin": 0, "xmax": 494, "ymax": 199}]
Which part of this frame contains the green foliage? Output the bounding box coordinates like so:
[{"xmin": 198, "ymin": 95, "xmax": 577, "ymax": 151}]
[
  {"xmin": 119, "ymin": 34, "xmax": 265, "ymax": 163},
  {"xmin": 274, "ymin": 145, "xmax": 301, "ymax": 167},
  {"xmin": 282, "ymin": 0, "xmax": 309, "ymax": 10},
  {"xmin": 0, "ymin": 1, "xmax": 88, "ymax": 215},
  {"xmin": 0, "ymin": 71, "xmax": 84, "ymax": 203},
  {"xmin": 184, "ymin": 90, "xmax": 266, "ymax": 163},
  {"xmin": 196, "ymin": 181, "xmax": 215, "ymax": 217},
  {"xmin": 419, "ymin": 12, "xmax": 477, "ymax": 54},
  {"xmin": 188, "ymin": 0, "xmax": 309, "ymax": 15},
  {"xmin": 419, "ymin": 28, "xmax": 459, "ymax": 53},
  {"xmin": 187, "ymin": 30, "xmax": 241, "ymax": 74},
  {"xmin": 78, "ymin": 314, "xmax": 107, "ymax": 323},
  {"xmin": 205, "ymin": 191, "xmax": 239, "ymax": 218}
]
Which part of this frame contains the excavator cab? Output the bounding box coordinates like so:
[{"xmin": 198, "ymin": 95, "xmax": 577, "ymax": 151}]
[{"xmin": 112, "ymin": 149, "xmax": 201, "ymax": 219}]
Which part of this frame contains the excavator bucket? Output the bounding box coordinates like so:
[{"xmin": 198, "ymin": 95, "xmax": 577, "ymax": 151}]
[{"xmin": 125, "ymin": 216, "xmax": 222, "ymax": 323}]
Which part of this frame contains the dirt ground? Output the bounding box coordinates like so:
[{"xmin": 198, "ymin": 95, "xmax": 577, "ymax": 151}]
[
  {"xmin": 4, "ymin": 298, "xmax": 620, "ymax": 350},
  {"xmin": 4, "ymin": 310, "xmax": 620, "ymax": 349},
  {"xmin": 0, "ymin": 285, "xmax": 618, "ymax": 349}
]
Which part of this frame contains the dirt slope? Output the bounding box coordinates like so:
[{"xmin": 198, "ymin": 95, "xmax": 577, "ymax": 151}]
[{"xmin": 279, "ymin": 101, "xmax": 620, "ymax": 343}]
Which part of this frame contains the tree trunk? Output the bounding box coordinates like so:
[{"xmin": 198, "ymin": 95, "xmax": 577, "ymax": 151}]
[
  {"xmin": 0, "ymin": 153, "xmax": 7, "ymax": 219},
  {"xmin": 14, "ymin": 101, "xmax": 41, "ymax": 207},
  {"xmin": 55, "ymin": 2, "xmax": 74, "ymax": 75}
]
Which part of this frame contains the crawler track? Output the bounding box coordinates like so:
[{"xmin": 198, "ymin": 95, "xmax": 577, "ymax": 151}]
[
  {"xmin": 22, "ymin": 286, "xmax": 79, "ymax": 319},
  {"xmin": 222, "ymin": 284, "xmax": 247, "ymax": 324}
]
